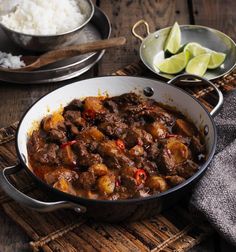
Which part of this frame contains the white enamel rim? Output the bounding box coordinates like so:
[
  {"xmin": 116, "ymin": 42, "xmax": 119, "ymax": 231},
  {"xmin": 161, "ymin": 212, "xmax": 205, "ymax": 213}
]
[{"xmin": 16, "ymin": 76, "xmax": 217, "ymax": 204}]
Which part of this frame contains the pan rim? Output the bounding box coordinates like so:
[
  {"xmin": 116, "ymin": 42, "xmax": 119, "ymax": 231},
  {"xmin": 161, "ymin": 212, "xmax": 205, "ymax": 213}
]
[{"xmin": 16, "ymin": 75, "xmax": 217, "ymax": 205}]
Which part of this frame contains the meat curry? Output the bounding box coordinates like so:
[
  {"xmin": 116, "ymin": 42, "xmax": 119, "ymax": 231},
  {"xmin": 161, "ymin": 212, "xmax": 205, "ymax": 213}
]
[{"xmin": 27, "ymin": 93, "xmax": 206, "ymax": 200}]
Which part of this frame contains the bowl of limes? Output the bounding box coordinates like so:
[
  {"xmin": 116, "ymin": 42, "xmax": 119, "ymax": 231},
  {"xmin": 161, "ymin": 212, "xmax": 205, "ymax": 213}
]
[{"xmin": 132, "ymin": 20, "xmax": 236, "ymax": 80}]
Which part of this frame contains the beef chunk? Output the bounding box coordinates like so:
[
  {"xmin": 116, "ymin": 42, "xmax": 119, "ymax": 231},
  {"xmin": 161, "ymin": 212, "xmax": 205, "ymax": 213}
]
[
  {"xmin": 160, "ymin": 148, "xmax": 176, "ymax": 175},
  {"xmin": 66, "ymin": 122, "xmax": 80, "ymax": 136},
  {"xmin": 96, "ymin": 112, "xmax": 122, "ymax": 125},
  {"xmin": 58, "ymin": 146, "xmax": 76, "ymax": 166},
  {"xmin": 121, "ymin": 166, "xmax": 138, "ymax": 177},
  {"xmin": 27, "ymin": 130, "xmax": 43, "ymax": 155},
  {"xmin": 64, "ymin": 99, "xmax": 82, "ymax": 111},
  {"xmin": 134, "ymin": 102, "xmax": 175, "ymax": 125},
  {"xmin": 146, "ymin": 143, "xmax": 160, "ymax": 161},
  {"xmin": 165, "ymin": 175, "xmax": 185, "ymax": 186},
  {"xmin": 64, "ymin": 110, "xmax": 86, "ymax": 128},
  {"xmin": 33, "ymin": 143, "xmax": 59, "ymax": 165},
  {"xmin": 124, "ymin": 127, "xmax": 153, "ymax": 149},
  {"xmin": 48, "ymin": 129, "xmax": 67, "ymax": 144},
  {"xmin": 75, "ymin": 127, "xmax": 104, "ymax": 151},
  {"xmin": 73, "ymin": 140, "xmax": 102, "ymax": 167},
  {"xmin": 98, "ymin": 140, "xmax": 134, "ymax": 169},
  {"xmin": 98, "ymin": 120, "xmax": 128, "ymax": 138},
  {"xmin": 176, "ymin": 160, "xmax": 198, "ymax": 178},
  {"xmin": 121, "ymin": 175, "xmax": 138, "ymax": 194},
  {"xmin": 103, "ymin": 100, "xmax": 118, "ymax": 113},
  {"xmin": 44, "ymin": 168, "xmax": 78, "ymax": 185},
  {"xmin": 136, "ymin": 158, "xmax": 158, "ymax": 176},
  {"xmin": 78, "ymin": 171, "xmax": 96, "ymax": 190},
  {"xmin": 111, "ymin": 93, "xmax": 142, "ymax": 106},
  {"xmin": 123, "ymin": 103, "xmax": 148, "ymax": 116}
]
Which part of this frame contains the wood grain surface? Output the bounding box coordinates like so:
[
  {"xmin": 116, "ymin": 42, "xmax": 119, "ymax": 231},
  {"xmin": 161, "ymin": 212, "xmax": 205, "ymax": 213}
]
[
  {"xmin": 0, "ymin": 0, "xmax": 235, "ymax": 251},
  {"xmin": 98, "ymin": 0, "xmax": 190, "ymax": 74},
  {"xmin": 192, "ymin": 0, "xmax": 236, "ymax": 41}
]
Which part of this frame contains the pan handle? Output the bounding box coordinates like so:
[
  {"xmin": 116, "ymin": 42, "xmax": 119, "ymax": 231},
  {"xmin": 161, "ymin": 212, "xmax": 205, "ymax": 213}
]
[
  {"xmin": 132, "ymin": 20, "xmax": 150, "ymax": 42},
  {"xmin": 167, "ymin": 74, "xmax": 223, "ymax": 117},
  {"xmin": 0, "ymin": 164, "xmax": 86, "ymax": 213}
]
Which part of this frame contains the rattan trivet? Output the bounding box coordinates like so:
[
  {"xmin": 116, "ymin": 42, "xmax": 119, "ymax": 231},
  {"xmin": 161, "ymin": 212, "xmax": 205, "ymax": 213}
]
[{"xmin": 0, "ymin": 64, "xmax": 235, "ymax": 252}]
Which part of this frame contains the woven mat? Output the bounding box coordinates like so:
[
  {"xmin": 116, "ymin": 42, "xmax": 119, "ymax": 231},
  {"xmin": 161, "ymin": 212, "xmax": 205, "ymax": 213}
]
[{"xmin": 0, "ymin": 63, "xmax": 235, "ymax": 252}]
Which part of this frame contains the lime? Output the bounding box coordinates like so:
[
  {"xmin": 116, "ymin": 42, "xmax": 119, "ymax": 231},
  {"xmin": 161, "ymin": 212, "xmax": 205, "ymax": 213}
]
[
  {"xmin": 186, "ymin": 53, "xmax": 211, "ymax": 76},
  {"xmin": 164, "ymin": 22, "xmax": 181, "ymax": 54},
  {"xmin": 208, "ymin": 51, "xmax": 226, "ymax": 69},
  {"xmin": 184, "ymin": 42, "xmax": 209, "ymax": 57},
  {"xmin": 156, "ymin": 50, "xmax": 190, "ymax": 74}
]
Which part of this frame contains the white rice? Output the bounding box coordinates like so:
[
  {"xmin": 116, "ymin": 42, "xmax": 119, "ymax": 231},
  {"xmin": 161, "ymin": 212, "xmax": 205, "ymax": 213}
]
[
  {"xmin": 0, "ymin": 51, "xmax": 25, "ymax": 68},
  {"xmin": 0, "ymin": 0, "xmax": 90, "ymax": 35}
]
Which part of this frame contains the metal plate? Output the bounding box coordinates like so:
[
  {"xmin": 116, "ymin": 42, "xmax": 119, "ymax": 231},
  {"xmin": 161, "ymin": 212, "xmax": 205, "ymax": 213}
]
[
  {"xmin": 0, "ymin": 7, "xmax": 111, "ymax": 84},
  {"xmin": 140, "ymin": 25, "xmax": 236, "ymax": 80}
]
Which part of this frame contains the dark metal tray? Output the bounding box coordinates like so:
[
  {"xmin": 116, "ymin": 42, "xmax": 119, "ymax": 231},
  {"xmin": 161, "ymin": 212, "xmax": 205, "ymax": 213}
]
[{"xmin": 0, "ymin": 7, "xmax": 111, "ymax": 84}]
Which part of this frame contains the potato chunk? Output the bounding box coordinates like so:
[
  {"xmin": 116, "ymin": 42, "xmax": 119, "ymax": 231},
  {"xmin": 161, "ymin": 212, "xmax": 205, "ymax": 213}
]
[
  {"xmin": 146, "ymin": 176, "xmax": 168, "ymax": 192},
  {"xmin": 166, "ymin": 140, "xmax": 189, "ymax": 164},
  {"xmin": 129, "ymin": 145, "xmax": 144, "ymax": 157},
  {"xmin": 80, "ymin": 127, "xmax": 105, "ymax": 142},
  {"xmin": 53, "ymin": 177, "xmax": 76, "ymax": 195},
  {"xmin": 83, "ymin": 97, "xmax": 104, "ymax": 112},
  {"xmin": 97, "ymin": 175, "xmax": 115, "ymax": 195},
  {"xmin": 42, "ymin": 113, "xmax": 64, "ymax": 132},
  {"xmin": 146, "ymin": 122, "xmax": 168, "ymax": 139},
  {"xmin": 89, "ymin": 163, "xmax": 108, "ymax": 176}
]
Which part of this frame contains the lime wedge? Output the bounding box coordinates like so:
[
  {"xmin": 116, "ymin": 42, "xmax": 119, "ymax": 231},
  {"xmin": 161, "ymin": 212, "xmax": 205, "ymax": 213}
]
[
  {"xmin": 157, "ymin": 50, "xmax": 190, "ymax": 74},
  {"xmin": 186, "ymin": 53, "xmax": 211, "ymax": 76},
  {"xmin": 208, "ymin": 51, "xmax": 226, "ymax": 69},
  {"xmin": 164, "ymin": 22, "xmax": 181, "ymax": 54},
  {"xmin": 184, "ymin": 42, "xmax": 209, "ymax": 57}
]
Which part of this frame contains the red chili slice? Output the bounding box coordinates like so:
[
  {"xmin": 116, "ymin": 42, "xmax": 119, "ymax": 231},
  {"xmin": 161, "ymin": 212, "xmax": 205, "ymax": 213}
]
[
  {"xmin": 60, "ymin": 140, "xmax": 77, "ymax": 148},
  {"xmin": 116, "ymin": 139, "xmax": 125, "ymax": 150},
  {"xmin": 134, "ymin": 169, "xmax": 147, "ymax": 185},
  {"xmin": 115, "ymin": 179, "xmax": 121, "ymax": 187},
  {"xmin": 82, "ymin": 109, "xmax": 96, "ymax": 120}
]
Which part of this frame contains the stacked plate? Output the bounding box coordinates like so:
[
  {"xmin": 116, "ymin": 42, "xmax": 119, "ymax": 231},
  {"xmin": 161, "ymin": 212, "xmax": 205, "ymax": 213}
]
[{"xmin": 0, "ymin": 7, "xmax": 111, "ymax": 84}]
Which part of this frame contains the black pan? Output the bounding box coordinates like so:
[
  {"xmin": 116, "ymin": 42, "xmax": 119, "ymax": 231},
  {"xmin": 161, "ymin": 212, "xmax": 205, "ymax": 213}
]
[{"xmin": 0, "ymin": 74, "xmax": 223, "ymax": 221}]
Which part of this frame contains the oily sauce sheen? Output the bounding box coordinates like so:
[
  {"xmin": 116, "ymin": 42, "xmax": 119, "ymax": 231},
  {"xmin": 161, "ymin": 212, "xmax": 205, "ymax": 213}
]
[{"xmin": 27, "ymin": 93, "xmax": 206, "ymax": 200}]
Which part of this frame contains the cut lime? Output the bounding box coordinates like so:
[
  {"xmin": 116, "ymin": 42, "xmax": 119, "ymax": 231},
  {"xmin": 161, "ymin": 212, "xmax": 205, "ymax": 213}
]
[
  {"xmin": 208, "ymin": 51, "xmax": 226, "ymax": 69},
  {"xmin": 164, "ymin": 22, "xmax": 181, "ymax": 54},
  {"xmin": 184, "ymin": 42, "xmax": 209, "ymax": 57},
  {"xmin": 156, "ymin": 50, "xmax": 190, "ymax": 74},
  {"xmin": 186, "ymin": 53, "xmax": 211, "ymax": 76}
]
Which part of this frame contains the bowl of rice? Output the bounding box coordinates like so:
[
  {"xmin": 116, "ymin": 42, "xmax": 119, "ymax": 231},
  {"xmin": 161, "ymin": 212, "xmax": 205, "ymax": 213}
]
[{"xmin": 0, "ymin": 0, "xmax": 94, "ymax": 52}]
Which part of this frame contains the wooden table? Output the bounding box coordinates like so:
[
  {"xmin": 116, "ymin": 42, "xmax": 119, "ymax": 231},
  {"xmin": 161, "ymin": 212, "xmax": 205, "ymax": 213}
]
[{"xmin": 0, "ymin": 1, "xmax": 235, "ymax": 251}]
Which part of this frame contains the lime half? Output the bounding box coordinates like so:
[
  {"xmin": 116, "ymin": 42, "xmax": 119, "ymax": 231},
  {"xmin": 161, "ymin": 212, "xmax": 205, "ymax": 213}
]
[
  {"xmin": 184, "ymin": 42, "xmax": 209, "ymax": 57},
  {"xmin": 208, "ymin": 51, "xmax": 226, "ymax": 69},
  {"xmin": 164, "ymin": 22, "xmax": 181, "ymax": 54},
  {"xmin": 157, "ymin": 50, "xmax": 190, "ymax": 74},
  {"xmin": 186, "ymin": 53, "xmax": 211, "ymax": 76}
]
